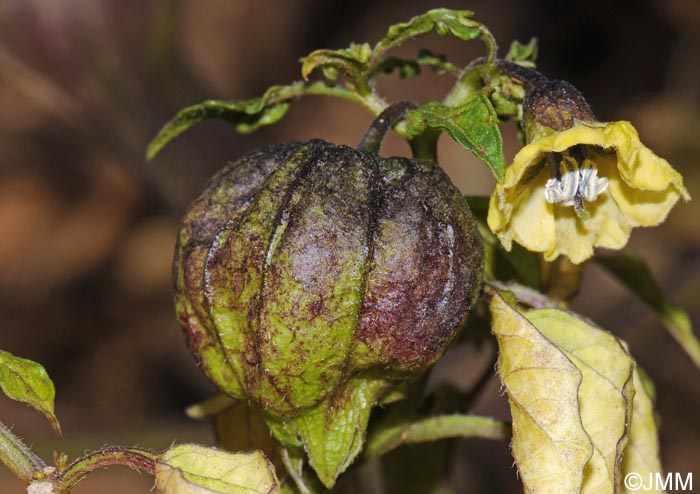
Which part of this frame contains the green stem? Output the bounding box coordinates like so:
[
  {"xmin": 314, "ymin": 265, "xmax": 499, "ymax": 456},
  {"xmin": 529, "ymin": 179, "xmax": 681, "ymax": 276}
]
[
  {"xmin": 273, "ymin": 81, "xmax": 385, "ymax": 116},
  {"xmin": 537, "ymin": 255, "xmax": 586, "ymax": 306},
  {"xmin": 364, "ymin": 414, "xmax": 510, "ymax": 458},
  {"xmin": 185, "ymin": 394, "xmax": 236, "ymax": 419},
  {"xmin": 54, "ymin": 446, "xmax": 157, "ymax": 493},
  {"xmin": 0, "ymin": 420, "xmax": 46, "ymax": 484},
  {"xmin": 409, "ymin": 129, "xmax": 440, "ymax": 161},
  {"xmin": 443, "ymin": 61, "xmax": 491, "ymax": 108},
  {"xmin": 280, "ymin": 447, "xmax": 311, "ymax": 494},
  {"xmin": 479, "ymin": 27, "xmax": 499, "ymax": 64}
]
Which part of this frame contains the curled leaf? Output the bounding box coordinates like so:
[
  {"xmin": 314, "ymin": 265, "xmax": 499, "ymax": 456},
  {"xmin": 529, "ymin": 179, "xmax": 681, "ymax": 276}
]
[
  {"xmin": 491, "ymin": 294, "xmax": 593, "ymax": 494},
  {"xmin": 147, "ymin": 94, "xmax": 289, "ymax": 160},
  {"xmin": 156, "ymin": 444, "xmax": 280, "ymax": 494},
  {"xmin": 621, "ymin": 367, "xmax": 663, "ymax": 494},
  {"xmin": 406, "ymin": 97, "xmax": 504, "ymax": 182},
  {"xmin": 147, "ymin": 81, "xmax": 358, "ymax": 160},
  {"xmin": 526, "ymin": 309, "xmax": 635, "ymax": 494},
  {"xmin": 301, "ymin": 43, "xmax": 372, "ymax": 84},
  {"xmin": 0, "ymin": 349, "xmax": 60, "ymax": 435},
  {"xmin": 596, "ymin": 252, "xmax": 700, "ymax": 367},
  {"xmin": 371, "ymin": 9, "xmax": 490, "ymax": 66}
]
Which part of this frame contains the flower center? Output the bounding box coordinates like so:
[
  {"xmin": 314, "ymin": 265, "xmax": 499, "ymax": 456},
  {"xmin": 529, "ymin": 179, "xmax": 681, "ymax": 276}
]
[{"xmin": 544, "ymin": 154, "xmax": 608, "ymax": 219}]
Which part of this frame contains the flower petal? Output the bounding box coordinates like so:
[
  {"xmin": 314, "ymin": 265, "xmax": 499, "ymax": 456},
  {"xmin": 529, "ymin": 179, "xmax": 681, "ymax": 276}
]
[{"xmin": 488, "ymin": 119, "xmax": 689, "ymax": 264}]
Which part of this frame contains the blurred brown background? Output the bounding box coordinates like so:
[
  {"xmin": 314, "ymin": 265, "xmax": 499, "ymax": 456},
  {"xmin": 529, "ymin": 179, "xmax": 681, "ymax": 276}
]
[{"xmin": 0, "ymin": 0, "xmax": 698, "ymax": 493}]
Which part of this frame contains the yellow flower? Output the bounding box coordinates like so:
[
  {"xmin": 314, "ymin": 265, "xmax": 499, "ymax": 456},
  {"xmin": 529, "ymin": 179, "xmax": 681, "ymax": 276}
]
[{"xmin": 487, "ymin": 120, "xmax": 690, "ymax": 264}]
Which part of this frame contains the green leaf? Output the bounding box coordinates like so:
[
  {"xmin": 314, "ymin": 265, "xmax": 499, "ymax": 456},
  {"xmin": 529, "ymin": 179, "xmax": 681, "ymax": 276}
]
[
  {"xmin": 415, "ymin": 49, "xmax": 457, "ymax": 74},
  {"xmin": 147, "ymin": 97, "xmax": 289, "ymax": 160},
  {"xmin": 156, "ymin": 444, "xmax": 280, "ymax": 494},
  {"xmin": 364, "ymin": 414, "xmax": 509, "ymax": 457},
  {"xmin": 406, "ymin": 97, "xmax": 505, "ymax": 182},
  {"xmin": 596, "ymin": 252, "xmax": 700, "ymax": 367},
  {"xmin": 285, "ymin": 380, "xmax": 384, "ymax": 489},
  {"xmin": 371, "ymin": 9, "xmax": 488, "ymax": 64},
  {"xmin": 373, "ymin": 57, "xmax": 421, "ymax": 79},
  {"xmin": 0, "ymin": 349, "xmax": 60, "ymax": 435},
  {"xmin": 505, "ymin": 38, "xmax": 539, "ymax": 67},
  {"xmin": 490, "ymin": 294, "xmax": 593, "ymax": 494},
  {"xmin": 147, "ymin": 81, "xmax": 361, "ymax": 160},
  {"xmin": 373, "ymin": 50, "xmax": 458, "ymax": 80}
]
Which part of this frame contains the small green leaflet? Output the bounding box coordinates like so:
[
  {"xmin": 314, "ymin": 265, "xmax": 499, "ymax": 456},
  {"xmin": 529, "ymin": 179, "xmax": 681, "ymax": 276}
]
[
  {"xmin": 505, "ymin": 38, "xmax": 539, "ymax": 67},
  {"xmin": 374, "ymin": 50, "xmax": 458, "ymax": 79},
  {"xmin": 596, "ymin": 252, "xmax": 700, "ymax": 367},
  {"xmin": 406, "ymin": 97, "xmax": 505, "ymax": 182},
  {"xmin": 0, "ymin": 349, "xmax": 60, "ymax": 435}
]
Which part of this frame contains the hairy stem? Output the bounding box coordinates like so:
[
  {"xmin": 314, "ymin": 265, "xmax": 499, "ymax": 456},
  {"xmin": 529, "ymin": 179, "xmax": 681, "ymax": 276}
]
[
  {"xmin": 0, "ymin": 421, "xmax": 46, "ymax": 484},
  {"xmin": 54, "ymin": 446, "xmax": 157, "ymax": 493},
  {"xmin": 280, "ymin": 447, "xmax": 311, "ymax": 494}
]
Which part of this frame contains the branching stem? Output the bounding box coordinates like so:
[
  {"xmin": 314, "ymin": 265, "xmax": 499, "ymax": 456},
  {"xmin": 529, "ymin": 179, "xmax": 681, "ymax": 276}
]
[{"xmin": 53, "ymin": 446, "xmax": 157, "ymax": 493}]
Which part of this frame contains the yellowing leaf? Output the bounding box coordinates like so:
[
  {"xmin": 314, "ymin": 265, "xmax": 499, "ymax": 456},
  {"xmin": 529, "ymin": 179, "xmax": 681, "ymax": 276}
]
[
  {"xmin": 490, "ymin": 294, "xmax": 593, "ymax": 494},
  {"xmin": 526, "ymin": 309, "xmax": 635, "ymax": 494},
  {"xmin": 621, "ymin": 367, "xmax": 663, "ymax": 494},
  {"xmin": 155, "ymin": 444, "xmax": 280, "ymax": 494}
]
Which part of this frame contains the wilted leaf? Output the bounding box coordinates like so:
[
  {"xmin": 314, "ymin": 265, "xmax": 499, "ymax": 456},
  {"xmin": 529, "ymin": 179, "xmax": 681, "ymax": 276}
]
[
  {"xmin": 406, "ymin": 97, "xmax": 504, "ymax": 181},
  {"xmin": 155, "ymin": 444, "xmax": 280, "ymax": 494},
  {"xmin": 371, "ymin": 9, "xmax": 485, "ymax": 64},
  {"xmin": 147, "ymin": 96, "xmax": 289, "ymax": 160},
  {"xmin": 621, "ymin": 367, "xmax": 663, "ymax": 494},
  {"xmin": 301, "ymin": 43, "xmax": 372, "ymax": 83},
  {"xmin": 490, "ymin": 294, "xmax": 593, "ymax": 494},
  {"xmin": 147, "ymin": 81, "xmax": 351, "ymax": 160},
  {"xmin": 526, "ymin": 309, "xmax": 635, "ymax": 494},
  {"xmin": 0, "ymin": 349, "xmax": 60, "ymax": 435},
  {"xmin": 596, "ymin": 252, "xmax": 700, "ymax": 367}
]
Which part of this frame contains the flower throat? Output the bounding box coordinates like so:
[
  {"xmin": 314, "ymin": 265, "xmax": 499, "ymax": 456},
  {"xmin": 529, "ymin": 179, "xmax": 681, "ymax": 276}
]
[{"xmin": 544, "ymin": 146, "xmax": 609, "ymax": 219}]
